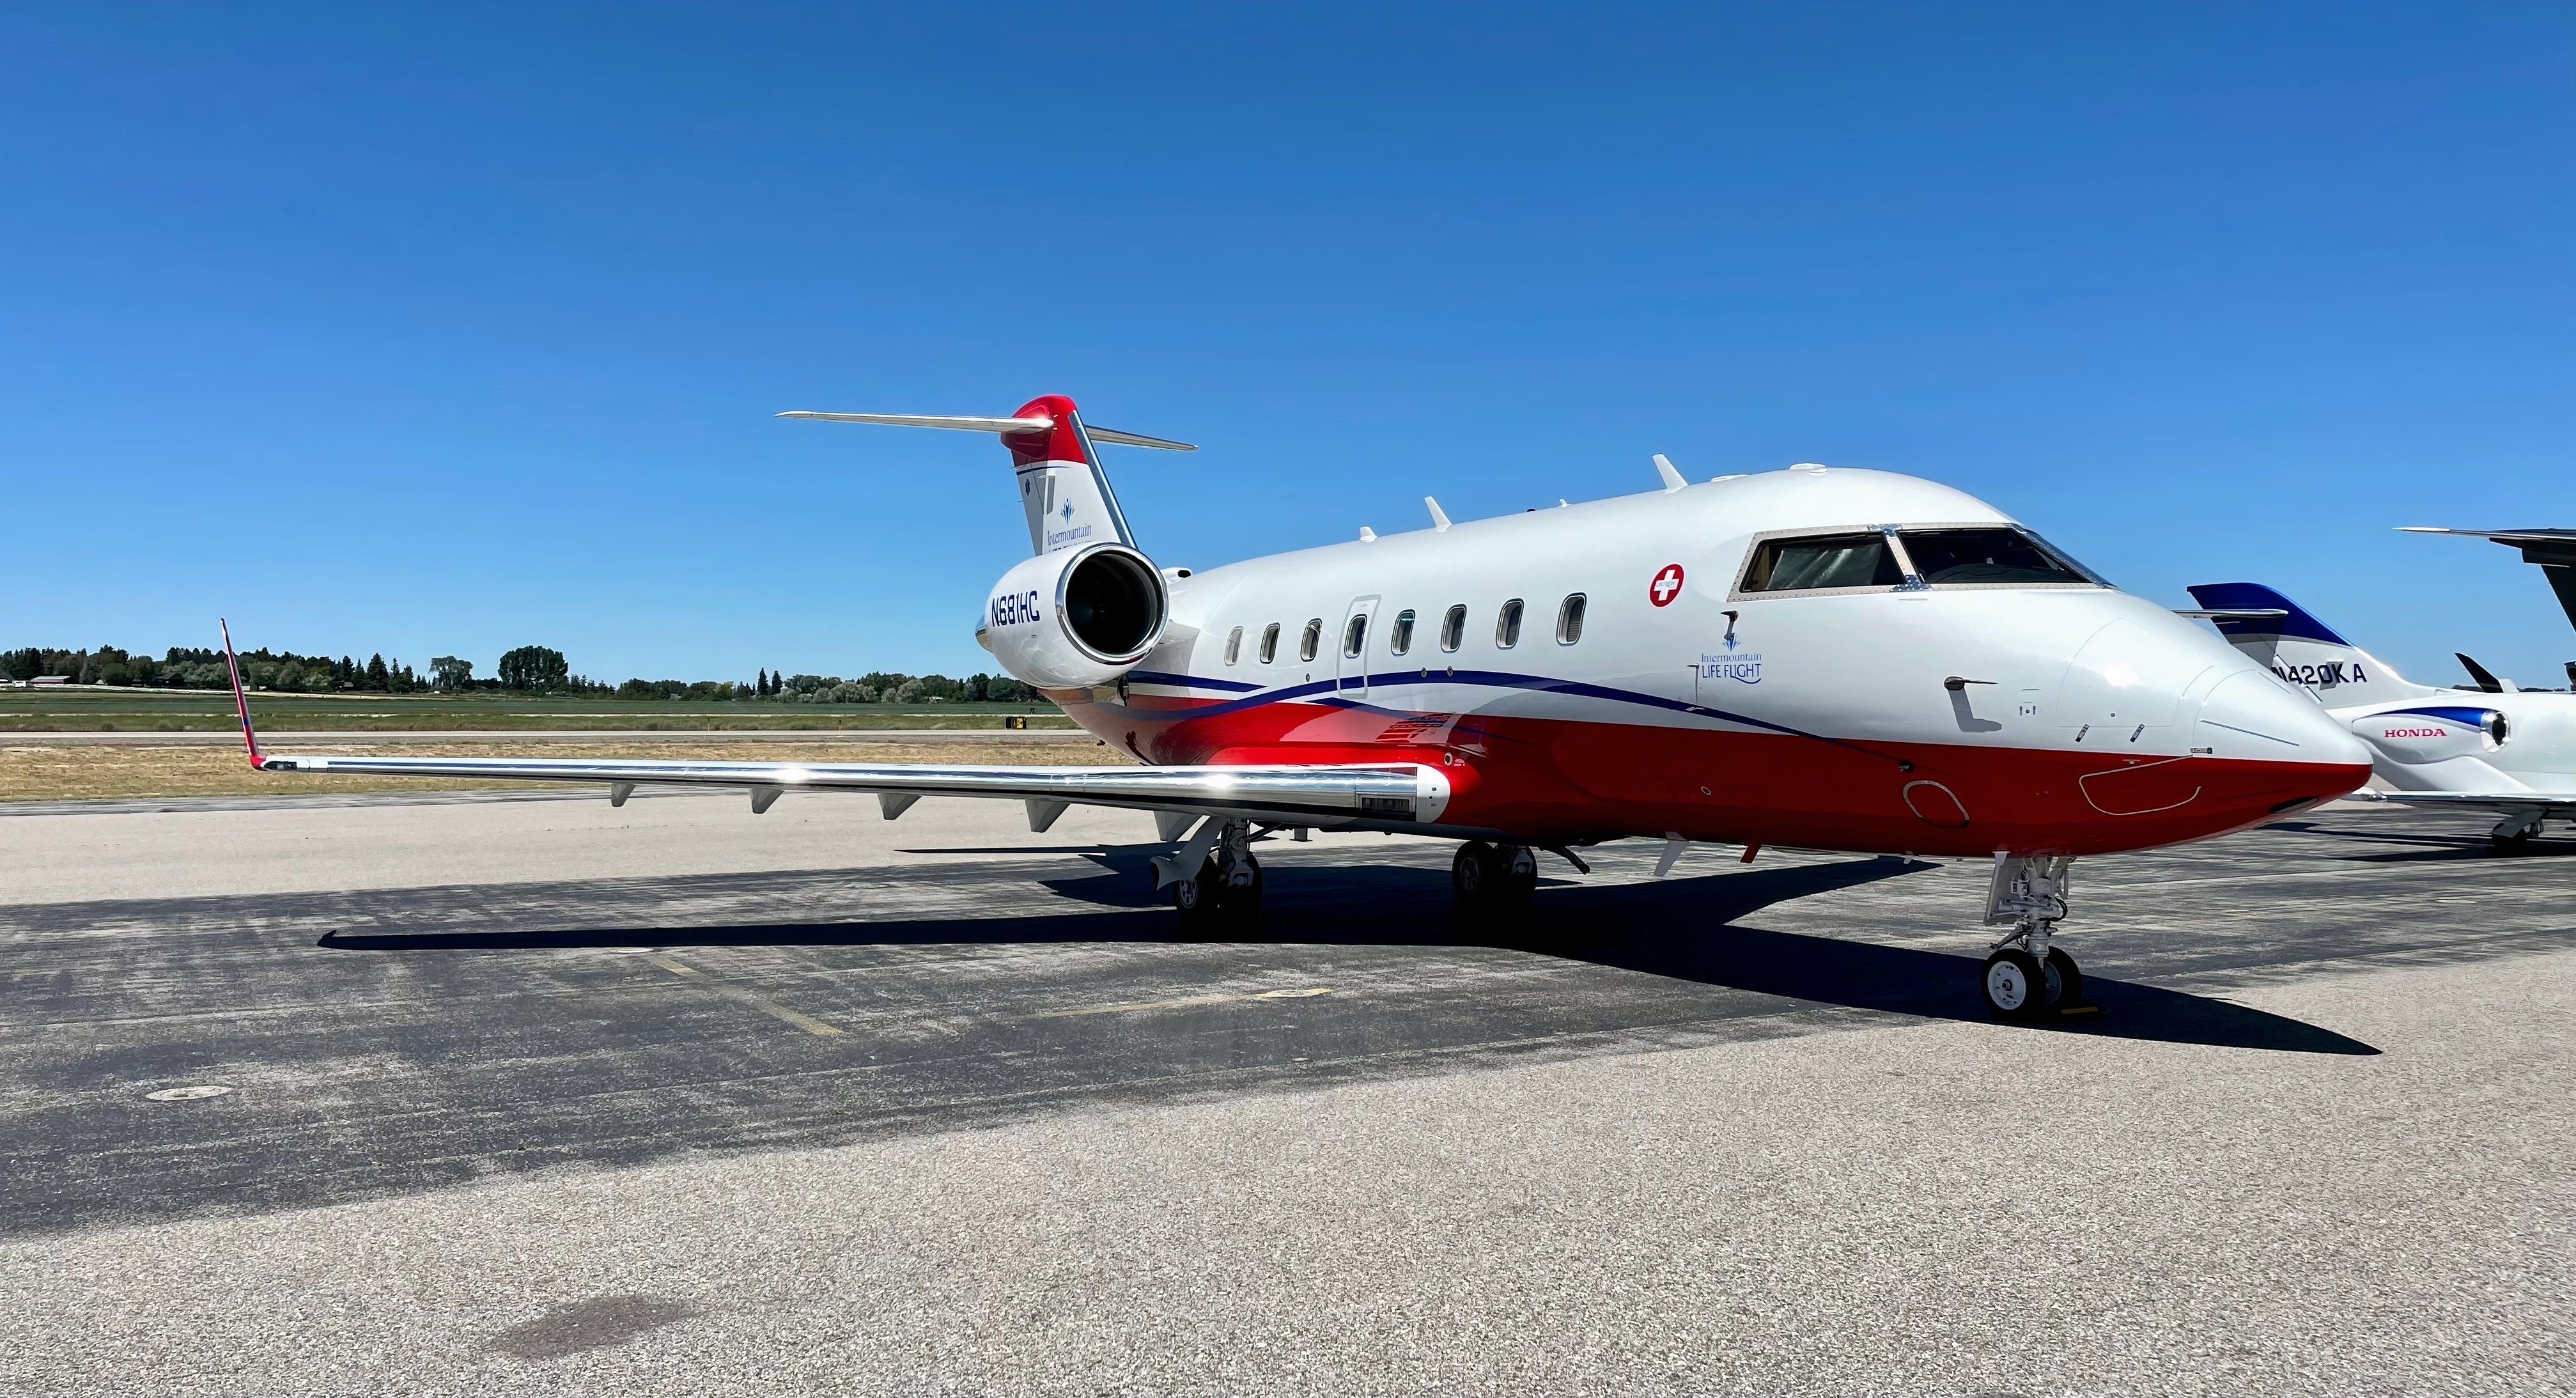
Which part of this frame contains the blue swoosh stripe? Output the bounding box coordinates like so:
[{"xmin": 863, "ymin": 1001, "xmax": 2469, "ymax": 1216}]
[
  {"xmin": 1126, "ymin": 669, "xmax": 1264, "ymax": 693},
  {"xmin": 2380, "ymin": 706, "xmax": 2499, "ymax": 725},
  {"xmin": 1098, "ymin": 668, "xmax": 1886, "ymax": 760}
]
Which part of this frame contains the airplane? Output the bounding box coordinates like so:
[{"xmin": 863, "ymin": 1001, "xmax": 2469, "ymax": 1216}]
[
  {"xmin": 219, "ymin": 394, "xmax": 2372, "ymax": 1021},
  {"xmin": 2185, "ymin": 582, "xmax": 2576, "ymax": 852},
  {"xmin": 2400, "ymin": 525, "xmax": 2565, "ymax": 690},
  {"xmin": 2390, "ymin": 527, "xmax": 2576, "ymax": 659}
]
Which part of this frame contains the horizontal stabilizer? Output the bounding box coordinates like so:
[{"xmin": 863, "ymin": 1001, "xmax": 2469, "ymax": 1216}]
[
  {"xmin": 2400, "ymin": 525, "xmax": 2576, "ymax": 558},
  {"xmin": 2173, "ymin": 608, "xmax": 2287, "ymax": 622},
  {"xmin": 779, "ymin": 410, "xmax": 1195, "ymax": 451}
]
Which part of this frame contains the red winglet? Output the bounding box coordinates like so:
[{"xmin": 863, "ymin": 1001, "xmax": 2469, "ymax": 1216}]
[{"xmin": 219, "ymin": 618, "xmax": 265, "ymax": 770}]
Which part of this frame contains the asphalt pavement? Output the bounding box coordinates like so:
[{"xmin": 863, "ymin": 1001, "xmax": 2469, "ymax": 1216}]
[{"xmin": 2, "ymin": 794, "xmax": 2570, "ymax": 1394}]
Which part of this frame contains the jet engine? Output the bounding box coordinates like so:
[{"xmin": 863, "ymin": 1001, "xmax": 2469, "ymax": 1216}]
[
  {"xmin": 977, "ymin": 543, "xmax": 1168, "ymax": 690},
  {"xmin": 2350, "ymin": 707, "xmax": 2510, "ymax": 765}
]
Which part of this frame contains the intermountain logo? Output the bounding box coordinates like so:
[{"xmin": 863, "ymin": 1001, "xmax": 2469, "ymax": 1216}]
[
  {"xmin": 1701, "ymin": 653, "xmax": 1763, "ymax": 685},
  {"xmin": 1044, "ymin": 497, "xmax": 1093, "ymax": 550}
]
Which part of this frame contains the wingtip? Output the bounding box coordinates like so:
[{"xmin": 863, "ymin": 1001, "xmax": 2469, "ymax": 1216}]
[{"xmin": 218, "ymin": 617, "xmax": 263, "ymax": 770}]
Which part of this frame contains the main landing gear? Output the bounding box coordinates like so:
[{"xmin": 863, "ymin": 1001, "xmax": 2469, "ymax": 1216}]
[
  {"xmin": 1452, "ymin": 840, "xmax": 1539, "ymax": 909},
  {"xmin": 2490, "ymin": 811, "xmax": 2546, "ymax": 855},
  {"xmin": 1981, "ymin": 853, "xmax": 2086, "ymax": 1020},
  {"xmin": 1164, "ymin": 818, "xmax": 1263, "ymax": 929}
]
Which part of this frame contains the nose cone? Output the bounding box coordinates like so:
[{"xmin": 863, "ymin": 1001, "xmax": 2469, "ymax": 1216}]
[
  {"xmin": 2185, "ymin": 668, "xmax": 2374, "ymax": 825},
  {"xmin": 2195, "ymin": 669, "xmax": 2371, "ymax": 770}
]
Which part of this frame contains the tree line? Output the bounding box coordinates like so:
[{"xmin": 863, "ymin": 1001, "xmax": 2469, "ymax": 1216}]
[{"xmin": 4, "ymin": 643, "xmax": 1033, "ymax": 704}]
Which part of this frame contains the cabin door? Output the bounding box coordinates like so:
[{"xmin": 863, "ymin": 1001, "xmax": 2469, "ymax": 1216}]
[{"xmin": 1337, "ymin": 596, "xmax": 1380, "ymax": 696}]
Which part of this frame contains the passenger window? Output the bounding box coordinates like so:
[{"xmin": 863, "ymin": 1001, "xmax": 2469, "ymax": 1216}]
[
  {"xmin": 1556, "ymin": 594, "xmax": 1586, "ymax": 645},
  {"xmin": 1300, "ymin": 618, "xmax": 1322, "ymax": 662},
  {"xmin": 1741, "ymin": 532, "xmax": 1905, "ymax": 593},
  {"xmin": 1259, "ymin": 623, "xmax": 1280, "ymax": 664},
  {"xmin": 1439, "ymin": 605, "xmax": 1466, "ymax": 652},
  {"xmin": 1223, "ymin": 626, "xmax": 1243, "ymax": 665},
  {"xmin": 1495, "ymin": 598, "xmax": 1524, "ymax": 648},
  {"xmin": 1389, "ymin": 609, "xmax": 1415, "ymax": 655},
  {"xmin": 1897, "ymin": 527, "xmax": 2100, "ymax": 585},
  {"xmin": 1343, "ymin": 614, "xmax": 1367, "ymax": 658}
]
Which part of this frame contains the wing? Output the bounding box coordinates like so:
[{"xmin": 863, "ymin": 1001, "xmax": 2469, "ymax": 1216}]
[
  {"xmin": 2344, "ymin": 789, "xmax": 2576, "ymax": 816},
  {"xmin": 251, "ymin": 749, "xmax": 1450, "ymax": 829},
  {"xmin": 213, "ymin": 622, "xmax": 1449, "ymax": 860}
]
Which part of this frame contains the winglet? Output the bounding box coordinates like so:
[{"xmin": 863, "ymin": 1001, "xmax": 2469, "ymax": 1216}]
[{"xmin": 219, "ymin": 619, "xmax": 265, "ymax": 771}]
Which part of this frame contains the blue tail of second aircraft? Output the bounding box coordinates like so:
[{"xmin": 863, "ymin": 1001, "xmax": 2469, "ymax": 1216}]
[{"xmin": 2186, "ymin": 582, "xmax": 2438, "ymax": 708}]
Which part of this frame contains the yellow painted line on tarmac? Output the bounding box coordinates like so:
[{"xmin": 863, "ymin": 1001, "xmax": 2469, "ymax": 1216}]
[
  {"xmin": 642, "ymin": 953, "xmax": 846, "ymax": 1037},
  {"xmin": 1036, "ymin": 986, "xmax": 1334, "ymax": 1019}
]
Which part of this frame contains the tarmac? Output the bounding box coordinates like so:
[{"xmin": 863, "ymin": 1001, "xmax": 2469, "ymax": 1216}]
[{"xmin": 2, "ymin": 789, "xmax": 2570, "ymax": 1395}]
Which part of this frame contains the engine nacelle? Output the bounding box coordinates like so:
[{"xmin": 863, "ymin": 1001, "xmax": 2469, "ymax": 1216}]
[
  {"xmin": 2350, "ymin": 706, "xmax": 2509, "ymax": 765},
  {"xmin": 977, "ymin": 543, "xmax": 1169, "ymax": 690}
]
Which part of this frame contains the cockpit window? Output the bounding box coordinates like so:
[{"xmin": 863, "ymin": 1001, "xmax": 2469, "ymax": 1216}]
[
  {"xmin": 1897, "ymin": 527, "xmax": 2102, "ymax": 586},
  {"xmin": 1741, "ymin": 532, "xmax": 1905, "ymax": 593}
]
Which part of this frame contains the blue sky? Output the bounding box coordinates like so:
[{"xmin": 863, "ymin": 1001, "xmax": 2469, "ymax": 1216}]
[{"xmin": 5, "ymin": 3, "xmax": 2572, "ymax": 685}]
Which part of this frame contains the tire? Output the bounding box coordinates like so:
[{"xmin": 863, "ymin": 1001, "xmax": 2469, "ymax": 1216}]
[
  {"xmin": 1982, "ymin": 949, "xmax": 2060, "ymax": 1020},
  {"xmin": 1451, "ymin": 841, "xmax": 1498, "ymax": 903},
  {"xmin": 1172, "ymin": 857, "xmax": 1224, "ymax": 929},
  {"xmin": 2043, "ymin": 947, "xmax": 2083, "ymax": 1009},
  {"xmin": 1500, "ymin": 844, "xmax": 1540, "ymax": 901},
  {"xmin": 2491, "ymin": 829, "xmax": 2536, "ymax": 855},
  {"xmin": 1217, "ymin": 853, "xmax": 1264, "ymax": 912}
]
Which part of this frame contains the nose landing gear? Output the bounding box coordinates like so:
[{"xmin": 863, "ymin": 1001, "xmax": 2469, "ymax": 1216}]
[{"xmin": 1982, "ymin": 853, "xmax": 2086, "ymax": 1020}]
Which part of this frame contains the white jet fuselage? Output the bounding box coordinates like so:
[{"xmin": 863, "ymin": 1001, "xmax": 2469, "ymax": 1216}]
[{"xmin": 1035, "ymin": 464, "xmax": 2368, "ymax": 857}]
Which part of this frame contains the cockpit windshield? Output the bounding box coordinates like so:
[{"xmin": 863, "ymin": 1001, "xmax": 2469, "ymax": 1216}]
[
  {"xmin": 1897, "ymin": 527, "xmax": 2104, "ymax": 586},
  {"xmin": 1740, "ymin": 532, "xmax": 1905, "ymax": 592}
]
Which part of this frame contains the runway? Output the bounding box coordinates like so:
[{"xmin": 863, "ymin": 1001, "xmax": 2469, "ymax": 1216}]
[{"xmin": 3, "ymin": 793, "xmax": 2572, "ymax": 1394}]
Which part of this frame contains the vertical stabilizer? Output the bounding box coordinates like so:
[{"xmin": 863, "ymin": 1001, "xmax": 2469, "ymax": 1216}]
[
  {"xmin": 2185, "ymin": 582, "xmax": 2439, "ymax": 708},
  {"xmin": 1003, "ymin": 394, "xmax": 1138, "ymax": 557}
]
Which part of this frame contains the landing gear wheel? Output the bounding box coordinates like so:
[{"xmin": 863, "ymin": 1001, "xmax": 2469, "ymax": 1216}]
[
  {"xmin": 1451, "ymin": 841, "xmax": 1499, "ymax": 903},
  {"xmin": 2492, "ymin": 828, "xmax": 2536, "ymax": 855},
  {"xmin": 1217, "ymin": 853, "xmax": 1264, "ymax": 912},
  {"xmin": 2042, "ymin": 947, "xmax": 2083, "ymax": 1009},
  {"xmin": 1982, "ymin": 949, "xmax": 2061, "ymax": 1020},
  {"xmin": 1452, "ymin": 841, "xmax": 1537, "ymax": 907},
  {"xmin": 1172, "ymin": 856, "xmax": 1223, "ymax": 929}
]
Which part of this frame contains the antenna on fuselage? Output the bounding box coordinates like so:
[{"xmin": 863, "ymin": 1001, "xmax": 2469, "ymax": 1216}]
[
  {"xmin": 1425, "ymin": 497, "xmax": 1451, "ymax": 532},
  {"xmin": 1653, "ymin": 454, "xmax": 1686, "ymax": 493}
]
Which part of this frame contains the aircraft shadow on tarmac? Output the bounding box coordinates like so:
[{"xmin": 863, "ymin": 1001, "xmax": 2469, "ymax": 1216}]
[{"xmin": 318, "ymin": 853, "xmax": 2377, "ymax": 1057}]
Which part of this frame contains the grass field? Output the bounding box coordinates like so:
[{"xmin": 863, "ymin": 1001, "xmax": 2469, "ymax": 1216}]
[
  {"xmin": 0, "ymin": 736, "xmax": 1129, "ymax": 802},
  {"xmin": 0, "ymin": 688, "xmax": 1077, "ymax": 733}
]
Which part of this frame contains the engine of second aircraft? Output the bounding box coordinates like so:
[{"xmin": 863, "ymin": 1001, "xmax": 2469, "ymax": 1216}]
[
  {"xmin": 977, "ymin": 542, "xmax": 1168, "ymax": 690},
  {"xmin": 2351, "ymin": 706, "xmax": 2509, "ymax": 764}
]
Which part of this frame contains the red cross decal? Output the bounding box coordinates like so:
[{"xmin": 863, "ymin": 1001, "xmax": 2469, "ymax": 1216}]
[{"xmin": 1649, "ymin": 563, "xmax": 1686, "ymax": 607}]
